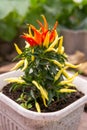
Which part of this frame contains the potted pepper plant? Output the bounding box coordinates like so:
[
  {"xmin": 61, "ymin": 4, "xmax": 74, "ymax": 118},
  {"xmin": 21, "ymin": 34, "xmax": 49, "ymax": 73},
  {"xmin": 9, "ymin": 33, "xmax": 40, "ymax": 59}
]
[{"xmin": 0, "ymin": 15, "xmax": 87, "ymax": 130}]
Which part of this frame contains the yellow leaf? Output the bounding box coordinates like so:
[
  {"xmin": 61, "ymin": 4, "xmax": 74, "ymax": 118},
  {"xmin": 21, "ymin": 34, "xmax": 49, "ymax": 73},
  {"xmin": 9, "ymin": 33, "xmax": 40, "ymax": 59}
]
[
  {"xmin": 31, "ymin": 49, "xmax": 35, "ymax": 61},
  {"xmin": 57, "ymin": 36, "xmax": 63, "ymax": 54},
  {"xmin": 11, "ymin": 60, "xmax": 24, "ymax": 71},
  {"xmin": 5, "ymin": 77, "xmax": 25, "ymax": 84},
  {"xmin": 29, "ymin": 26, "xmax": 33, "ymax": 37},
  {"xmin": 58, "ymin": 88, "xmax": 76, "ymax": 93},
  {"xmin": 35, "ymin": 101, "xmax": 41, "ymax": 112},
  {"xmin": 51, "ymin": 59, "xmax": 63, "ymax": 68},
  {"xmin": 58, "ymin": 72, "xmax": 78, "ymax": 85},
  {"xmin": 43, "ymin": 32, "xmax": 50, "ymax": 48},
  {"xmin": 45, "ymin": 35, "xmax": 58, "ymax": 52},
  {"xmin": 45, "ymin": 48, "xmax": 57, "ymax": 53},
  {"xmin": 39, "ymin": 85, "xmax": 48, "ymax": 100},
  {"xmin": 32, "ymin": 80, "xmax": 40, "ymax": 90},
  {"xmin": 32, "ymin": 80, "xmax": 48, "ymax": 101},
  {"xmin": 14, "ymin": 43, "xmax": 22, "ymax": 55},
  {"xmin": 62, "ymin": 70, "xmax": 70, "ymax": 79},
  {"xmin": 65, "ymin": 62, "xmax": 81, "ymax": 68},
  {"xmin": 54, "ymin": 67, "xmax": 67, "ymax": 81},
  {"xmin": 41, "ymin": 95, "xmax": 47, "ymax": 107},
  {"xmin": 49, "ymin": 35, "xmax": 58, "ymax": 48},
  {"xmin": 22, "ymin": 58, "xmax": 28, "ymax": 71}
]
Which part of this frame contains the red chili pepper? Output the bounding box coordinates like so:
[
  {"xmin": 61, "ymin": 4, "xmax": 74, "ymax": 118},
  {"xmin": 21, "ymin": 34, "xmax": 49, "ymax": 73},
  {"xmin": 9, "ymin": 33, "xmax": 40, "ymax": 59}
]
[{"xmin": 21, "ymin": 35, "xmax": 38, "ymax": 46}]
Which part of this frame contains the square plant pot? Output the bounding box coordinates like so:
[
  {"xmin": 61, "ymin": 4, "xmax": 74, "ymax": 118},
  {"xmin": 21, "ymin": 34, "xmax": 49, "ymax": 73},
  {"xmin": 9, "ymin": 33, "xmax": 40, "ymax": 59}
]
[
  {"xmin": 60, "ymin": 29, "xmax": 87, "ymax": 57},
  {"xmin": 0, "ymin": 70, "xmax": 87, "ymax": 130}
]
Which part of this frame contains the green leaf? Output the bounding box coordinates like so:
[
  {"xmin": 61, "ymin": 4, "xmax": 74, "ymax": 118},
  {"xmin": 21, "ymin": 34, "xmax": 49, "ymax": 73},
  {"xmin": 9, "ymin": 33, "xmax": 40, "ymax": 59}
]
[
  {"xmin": 48, "ymin": 90, "xmax": 54, "ymax": 105},
  {"xmin": 30, "ymin": 90, "xmax": 35, "ymax": 99},
  {"xmin": 27, "ymin": 103, "xmax": 32, "ymax": 109},
  {"xmin": 20, "ymin": 103, "xmax": 26, "ymax": 108},
  {"xmin": 0, "ymin": 0, "xmax": 30, "ymax": 19},
  {"xmin": 0, "ymin": 1, "xmax": 13, "ymax": 19},
  {"xmin": 0, "ymin": 0, "xmax": 30, "ymax": 41},
  {"xmin": 0, "ymin": 22, "xmax": 17, "ymax": 41}
]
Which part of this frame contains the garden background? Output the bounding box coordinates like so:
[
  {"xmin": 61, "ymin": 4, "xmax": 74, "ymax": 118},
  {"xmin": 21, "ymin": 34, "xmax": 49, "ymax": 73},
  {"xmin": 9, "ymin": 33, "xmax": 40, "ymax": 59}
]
[{"xmin": 0, "ymin": 0, "xmax": 87, "ymax": 73}]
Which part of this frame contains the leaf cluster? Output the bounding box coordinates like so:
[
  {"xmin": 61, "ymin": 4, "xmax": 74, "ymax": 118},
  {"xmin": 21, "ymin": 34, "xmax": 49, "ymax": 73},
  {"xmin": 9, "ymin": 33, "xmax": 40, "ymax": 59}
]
[
  {"xmin": 0, "ymin": 0, "xmax": 30, "ymax": 41},
  {"xmin": 10, "ymin": 43, "xmax": 77, "ymax": 112}
]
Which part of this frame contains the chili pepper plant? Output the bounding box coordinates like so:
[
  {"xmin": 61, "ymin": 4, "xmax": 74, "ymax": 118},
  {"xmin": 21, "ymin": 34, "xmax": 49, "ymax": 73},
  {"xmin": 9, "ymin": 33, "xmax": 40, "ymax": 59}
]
[{"xmin": 6, "ymin": 15, "xmax": 80, "ymax": 112}]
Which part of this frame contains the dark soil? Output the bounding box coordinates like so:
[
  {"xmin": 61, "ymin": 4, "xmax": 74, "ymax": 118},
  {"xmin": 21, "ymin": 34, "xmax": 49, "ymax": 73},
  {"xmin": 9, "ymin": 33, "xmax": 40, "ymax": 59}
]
[{"xmin": 2, "ymin": 84, "xmax": 84, "ymax": 113}]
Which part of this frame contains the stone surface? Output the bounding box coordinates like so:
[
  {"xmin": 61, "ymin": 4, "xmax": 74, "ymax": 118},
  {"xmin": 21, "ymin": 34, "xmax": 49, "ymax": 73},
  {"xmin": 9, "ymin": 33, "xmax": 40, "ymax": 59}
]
[
  {"xmin": 0, "ymin": 62, "xmax": 16, "ymax": 74},
  {"xmin": 78, "ymin": 112, "xmax": 87, "ymax": 130}
]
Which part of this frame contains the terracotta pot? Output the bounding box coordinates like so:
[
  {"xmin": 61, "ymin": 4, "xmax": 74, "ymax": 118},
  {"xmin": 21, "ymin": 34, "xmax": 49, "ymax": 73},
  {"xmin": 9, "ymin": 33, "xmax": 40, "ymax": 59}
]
[
  {"xmin": 60, "ymin": 29, "xmax": 87, "ymax": 57},
  {"xmin": 0, "ymin": 70, "xmax": 87, "ymax": 130}
]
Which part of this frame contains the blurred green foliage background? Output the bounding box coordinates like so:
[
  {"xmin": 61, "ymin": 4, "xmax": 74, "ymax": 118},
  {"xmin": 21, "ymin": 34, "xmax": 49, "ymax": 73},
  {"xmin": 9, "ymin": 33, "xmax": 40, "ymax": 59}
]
[{"xmin": 0, "ymin": 0, "xmax": 87, "ymax": 42}]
